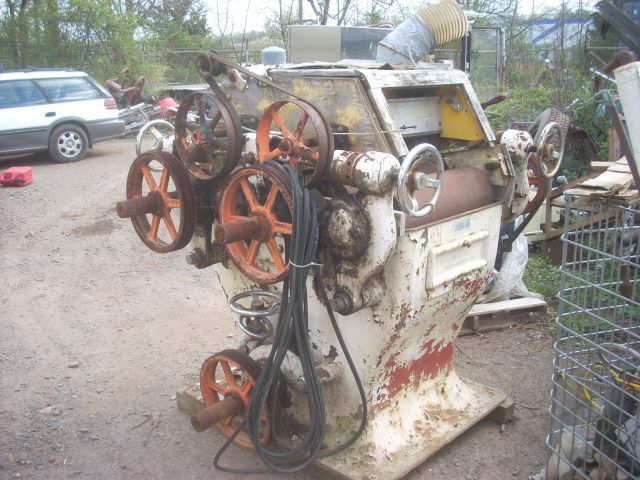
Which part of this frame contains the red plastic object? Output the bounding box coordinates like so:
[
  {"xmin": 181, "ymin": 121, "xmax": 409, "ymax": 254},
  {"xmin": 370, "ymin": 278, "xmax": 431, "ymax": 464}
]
[
  {"xmin": 156, "ymin": 97, "xmax": 179, "ymax": 110},
  {"xmin": 0, "ymin": 166, "xmax": 32, "ymax": 187},
  {"xmin": 152, "ymin": 97, "xmax": 179, "ymax": 121}
]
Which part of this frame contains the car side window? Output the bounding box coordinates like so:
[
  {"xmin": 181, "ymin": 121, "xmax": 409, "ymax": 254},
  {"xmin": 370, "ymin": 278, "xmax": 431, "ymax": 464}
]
[
  {"xmin": 0, "ymin": 80, "xmax": 47, "ymax": 109},
  {"xmin": 37, "ymin": 77, "xmax": 101, "ymax": 102}
]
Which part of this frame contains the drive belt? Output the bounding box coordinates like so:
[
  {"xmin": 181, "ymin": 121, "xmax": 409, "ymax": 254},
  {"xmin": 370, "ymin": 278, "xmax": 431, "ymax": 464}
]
[{"xmin": 195, "ymin": 50, "xmax": 305, "ymax": 102}]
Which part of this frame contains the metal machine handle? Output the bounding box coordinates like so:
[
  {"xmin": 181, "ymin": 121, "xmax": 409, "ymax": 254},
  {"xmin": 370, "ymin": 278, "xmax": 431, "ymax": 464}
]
[{"xmin": 396, "ymin": 143, "xmax": 445, "ymax": 218}]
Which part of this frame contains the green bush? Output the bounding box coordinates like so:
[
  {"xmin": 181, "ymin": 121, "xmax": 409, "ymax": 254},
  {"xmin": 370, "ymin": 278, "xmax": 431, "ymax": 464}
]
[
  {"xmin": 484, "ymin": 86, "xmax": 555, "ymax": 131},
  {"xmin": 524, "ymin": 253, "xmax": 562, "ymax": 302}
]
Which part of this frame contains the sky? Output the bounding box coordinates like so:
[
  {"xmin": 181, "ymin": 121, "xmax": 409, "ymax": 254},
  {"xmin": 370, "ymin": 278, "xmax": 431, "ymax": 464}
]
[{"xmin": 204, "ymin": 0, "xmax": 596, "ymax": 35}]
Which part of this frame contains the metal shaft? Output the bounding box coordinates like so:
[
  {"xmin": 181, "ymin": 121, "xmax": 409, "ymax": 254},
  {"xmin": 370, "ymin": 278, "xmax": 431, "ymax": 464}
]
[
  {"xmin": 215, "ymin": 216, "xmax": 264, "ymax": 244},
  {"xmin": 190, "ymin": 394, "xmax": 244, "ymax": 432},
  {"xmin": 116, "ymin": 192, "xmax": 162, "ymax": 218}
]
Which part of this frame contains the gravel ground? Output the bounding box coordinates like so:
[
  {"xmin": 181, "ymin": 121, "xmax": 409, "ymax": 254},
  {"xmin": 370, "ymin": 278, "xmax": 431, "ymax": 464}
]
[{"xmin": 1, "ymin": 138, "xmax": 555, "ymax": 480}]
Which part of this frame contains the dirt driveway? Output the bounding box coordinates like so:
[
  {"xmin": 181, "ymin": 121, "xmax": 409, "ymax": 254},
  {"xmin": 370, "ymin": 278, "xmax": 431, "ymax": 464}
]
[{"xmin": 1, "ymin": 138, "xmax": 554, "ymax": 480}]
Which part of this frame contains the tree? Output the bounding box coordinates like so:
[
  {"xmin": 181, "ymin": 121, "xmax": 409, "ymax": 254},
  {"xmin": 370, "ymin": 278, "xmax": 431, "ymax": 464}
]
[
  {"xmin": 305, "ymin": 0, "xmax": 353, "ymax": 25},
  {"xmin": 3, "ymin": 0, "xmax": 31, "ymax": 67},
  {"xmin": 265, "ymin": 0, "xmax": 297, "ymax": 44}
]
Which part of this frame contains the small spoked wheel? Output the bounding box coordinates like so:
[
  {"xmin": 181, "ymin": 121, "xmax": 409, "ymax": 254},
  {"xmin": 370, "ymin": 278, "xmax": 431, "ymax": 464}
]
[
  {"xmin": 534, "ymin": 121, "xmax": 565, "ymax": 178},
  {"xmin": 229, "ymin": 291, "xmax": 281, "ymax": 340},
  {"xmin": 136, "ymin": 119, "xmax": 175, "ymax": 157},
  {"xmin": 396, "ymin": 143, "xmax": 445, "ymax": 219},
  {"xmin": 228, "ymin": 291, "xmax": 281, "ymax": 317},
  {"xmin": 199, "ymin": 350, "xmax": 270, "ymax": 450}
]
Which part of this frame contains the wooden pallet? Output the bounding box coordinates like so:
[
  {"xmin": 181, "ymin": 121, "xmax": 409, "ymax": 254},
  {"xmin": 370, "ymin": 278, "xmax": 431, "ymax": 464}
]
[
  {"xmin": 459, "ymin": 297, "xmax": 547, "ymax": 336},
  {"xmin": 177, "ymin": 386, "xmax": 515, "ymax": 424}
]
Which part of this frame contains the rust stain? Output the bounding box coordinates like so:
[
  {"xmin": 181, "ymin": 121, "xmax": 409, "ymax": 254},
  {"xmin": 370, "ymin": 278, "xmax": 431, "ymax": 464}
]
[{"xmin": 372, "ymin": 338, "xmax": 454, "ymax": 414}]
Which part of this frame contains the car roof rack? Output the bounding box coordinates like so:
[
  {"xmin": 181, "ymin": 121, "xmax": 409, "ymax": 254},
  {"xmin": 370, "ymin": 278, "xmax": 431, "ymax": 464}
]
[{"xmin": 0, "ymin": 67, "xmax": 78, "ymax": 73}]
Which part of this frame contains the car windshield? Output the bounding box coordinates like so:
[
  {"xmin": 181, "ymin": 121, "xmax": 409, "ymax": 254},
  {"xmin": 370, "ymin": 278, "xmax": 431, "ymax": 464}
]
[{"xmin": 37, "ymin": 77, "xmax": 101, "ymax": 102}]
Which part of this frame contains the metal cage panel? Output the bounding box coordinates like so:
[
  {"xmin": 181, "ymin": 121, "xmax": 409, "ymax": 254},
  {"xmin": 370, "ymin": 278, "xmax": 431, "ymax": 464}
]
[{"xmin": 547, "ymin": 196, "xmax": 640, "ymax": 480}]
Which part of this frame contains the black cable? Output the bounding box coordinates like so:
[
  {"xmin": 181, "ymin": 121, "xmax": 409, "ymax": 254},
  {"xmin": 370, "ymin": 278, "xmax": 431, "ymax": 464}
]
[{"xmin": 213, "ymin": 162, "xmax": 367, "ymax": 474}]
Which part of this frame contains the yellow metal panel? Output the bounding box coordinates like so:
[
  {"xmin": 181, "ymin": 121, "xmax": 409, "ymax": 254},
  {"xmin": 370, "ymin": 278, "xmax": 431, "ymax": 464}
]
[{"xmin": 438, "ymin": 87, "xmax": 484, "ymax": 141}]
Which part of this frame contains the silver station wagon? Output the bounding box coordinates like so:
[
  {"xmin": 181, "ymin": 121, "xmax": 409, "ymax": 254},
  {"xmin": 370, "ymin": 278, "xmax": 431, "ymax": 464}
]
[{"xmin": 0, "ymin": 70, "xmax": 125, "ymax": 162}]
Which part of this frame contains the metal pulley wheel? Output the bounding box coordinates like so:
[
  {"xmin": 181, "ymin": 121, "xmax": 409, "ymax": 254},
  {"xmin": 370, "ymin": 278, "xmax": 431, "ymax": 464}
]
[
  {"xmin": 229, "ymin": 291, "xmax": 281, "ymax": 340},
  {"xmin": 197, "ymin": 349, "xmax": 270, "ymax": 450},
  {"xmin": 396, "ymin": 143, "xmax": 445, "ymax": 218},
  {"xmin": 116, "ymin": 151, "xmax": 196, "ymax": 253},
  {"xmin": 534, "ymin": 121, "xmax": 565, "ymax": 178},
  {"xmin": 256, "ymin": 99, "xmax": 333, "ymax": 187},
  {"xmin": 174, "ymin": 91, "xmax": 242, "ymax": 181},
  {"xmin": 195, "ymin": 51, "xmax": 226, "ymax": 79},
  {"xmin": 216, "ymin": 165, "xmax": 294, "ymax": 284}
]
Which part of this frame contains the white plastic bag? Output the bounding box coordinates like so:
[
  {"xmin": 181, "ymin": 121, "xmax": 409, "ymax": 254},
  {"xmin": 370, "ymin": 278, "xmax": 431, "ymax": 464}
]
[{"xmin": 480, "ymin": 217, "xmax": 543, "ymax": 303}]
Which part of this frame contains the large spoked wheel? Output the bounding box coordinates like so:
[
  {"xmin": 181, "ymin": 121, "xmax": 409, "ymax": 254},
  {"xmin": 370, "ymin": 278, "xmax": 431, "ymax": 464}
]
[
  {"xmin": 217, "ymin": 165, "xmax": 293, "ymax": 284},
  {"xmin": 199, "ymin": 350, "xmax": 270, "ymax": 450},
  {"xmin": 256, "ymin": 99, "xmax": 333, "ymax": 187},
  {"xmin": 48, "ymin": 123, "xmax": 88, "ymax": 163},
  {"xmin": 396, "ymin": 143, "xmax": 445, "ymax": 219},
  {"xmin": 117, "ymin": 151, "xmax": 196, "ymax": 253},
  {"xmin": 135, "ymin": 119, "xmax": 175, "ymax": 156},
  {"xmin": 174, "ymin": 91, "xmax": 241, "ymax": 181},
  {"xmin": 535, "ymin": 121, "xmax": 565, "ymax": 178}
]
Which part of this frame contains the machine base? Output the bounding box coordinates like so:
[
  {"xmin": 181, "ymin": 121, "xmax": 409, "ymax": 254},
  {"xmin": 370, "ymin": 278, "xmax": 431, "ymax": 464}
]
[
  {"xmin": 177, "ymin": 379, "xmax": 506, "ymax": 480},
  {"xmin": 313, "ymin": 379, "xmax": 506, "ymax": 480}
]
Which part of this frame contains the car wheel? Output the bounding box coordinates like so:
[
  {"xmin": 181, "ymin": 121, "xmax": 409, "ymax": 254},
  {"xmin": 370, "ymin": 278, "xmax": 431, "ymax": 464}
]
[{"xmin": 48, "ymin": 124, "xmax": 88, "ymax": 163}]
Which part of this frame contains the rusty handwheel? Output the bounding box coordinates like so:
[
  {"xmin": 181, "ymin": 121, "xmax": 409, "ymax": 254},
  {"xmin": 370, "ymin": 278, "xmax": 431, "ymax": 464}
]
[
  {"xmin": 195, "ymin": 349, "xmax": 270, "ymax": 450},
  {"xmin": 116, "ymin": 151, "xmax": 196, "ymax": 253},
  {"xmin": 216, "ymin": 164, "xmax": 293, "ymax": 284},
  {"xmin": 256, "ymin": 99, "xmax": 333, "ymax": 187},
  {"xmin": 174, "ymin": 91, "xmax": 242, "ymax": 181}
]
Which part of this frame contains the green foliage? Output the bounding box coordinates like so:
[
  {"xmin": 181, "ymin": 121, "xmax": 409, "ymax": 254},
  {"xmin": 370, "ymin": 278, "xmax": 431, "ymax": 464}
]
[
  {"xmin": 569, "ymin": 89, "xmax": 612, "ymax": 162},
  {"xmin": 0, "ymin": 0, "xmax": 211, "ymax": 87},
  {"xmin": 484, "ymin": 86, "xmax": 555, "ymax": 130},
  {"xmin": 524, "ymin": 253, "xmax": 562, "ymax": 302}
]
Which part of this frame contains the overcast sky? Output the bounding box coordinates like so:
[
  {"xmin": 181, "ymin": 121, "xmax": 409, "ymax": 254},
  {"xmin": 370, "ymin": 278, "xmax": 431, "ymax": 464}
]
[{"xmin": 204, "ymin": 0, "xmax": 596, "ymax": 35}]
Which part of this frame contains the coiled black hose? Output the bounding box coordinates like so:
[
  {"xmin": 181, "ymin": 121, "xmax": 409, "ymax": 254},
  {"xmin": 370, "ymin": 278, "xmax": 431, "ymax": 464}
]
[{"xmin": 213, "ymin": 162, "xmax": 367, "ymax": 473}]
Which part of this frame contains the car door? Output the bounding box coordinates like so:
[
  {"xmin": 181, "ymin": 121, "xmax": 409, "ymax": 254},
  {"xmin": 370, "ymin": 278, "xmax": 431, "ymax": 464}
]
[
  {"xmin": 35, "ymin": 77, "xmax": 105, "ymax": 125},
  {"xmin": 0, "ymin": 80, "xmax": 51, "ymax": 154}
]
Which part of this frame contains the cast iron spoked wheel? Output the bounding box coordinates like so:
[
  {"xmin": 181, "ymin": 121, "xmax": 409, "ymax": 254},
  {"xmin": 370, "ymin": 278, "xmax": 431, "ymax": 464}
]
[
  {"xmin": 135, "ymin": 119, "xmax": 175, "ymax": 157},
  {"xmin": 119, "ymin": 151, "xmax": 196, "ymax": 253},
  {"xmin": 256, "ymin": 99, "xmax": 333, "ymax": 187},
  {"xmin": 174, "ymin": 91, "xmax": 242, "ymax": 181},
  {"xmin": 217, "ymin": 164, "xmax": 293, "ymax": 284},
  {"xmin": 199, "ymin": 349, "xmax": 270, "ymax": 450},
  {"xmin": 534, "ymin": 121, "xmax": 565, "ymax": 179}
]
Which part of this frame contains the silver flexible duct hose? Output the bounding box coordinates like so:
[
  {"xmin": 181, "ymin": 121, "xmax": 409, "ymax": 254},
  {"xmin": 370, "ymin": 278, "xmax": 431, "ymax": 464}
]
[{"xmin": 376, "ymin": 0, "xmax": 467, "ymax": 64}]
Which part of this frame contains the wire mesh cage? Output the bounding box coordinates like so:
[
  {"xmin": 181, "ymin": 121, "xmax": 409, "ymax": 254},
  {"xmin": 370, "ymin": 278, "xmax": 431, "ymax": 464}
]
[{"xmin": 546, "ymin": 196, "xmax": 640, "ymax": 480}]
